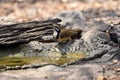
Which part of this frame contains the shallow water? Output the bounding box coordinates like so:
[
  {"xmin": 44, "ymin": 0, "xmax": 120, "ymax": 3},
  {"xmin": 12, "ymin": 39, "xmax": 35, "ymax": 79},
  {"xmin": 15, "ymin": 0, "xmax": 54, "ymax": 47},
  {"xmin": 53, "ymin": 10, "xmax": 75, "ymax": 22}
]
[{"xmin": 0, "ymin": 52, "xmax": 86, "ymax": 69}]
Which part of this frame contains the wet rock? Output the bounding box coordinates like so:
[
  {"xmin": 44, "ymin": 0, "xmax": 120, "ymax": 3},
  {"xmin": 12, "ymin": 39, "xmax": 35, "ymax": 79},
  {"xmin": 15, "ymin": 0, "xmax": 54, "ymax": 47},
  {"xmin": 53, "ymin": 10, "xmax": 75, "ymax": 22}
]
[{"xmin": 21, "ymin": 41, "xmax": 61, "ymax": 57}]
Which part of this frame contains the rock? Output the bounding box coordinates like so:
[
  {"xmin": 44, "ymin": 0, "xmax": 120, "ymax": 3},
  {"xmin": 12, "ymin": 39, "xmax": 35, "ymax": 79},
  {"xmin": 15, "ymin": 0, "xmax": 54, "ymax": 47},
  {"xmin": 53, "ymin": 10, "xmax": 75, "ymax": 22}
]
[
  {"xmin": 53, "ymin": 10, "xmax": 87, "ymax": 30},
  {"xmin": 0, "ymin": 64, "xmax": 119, "ymax": 80},
  {"xmin": 54, "ymin": 11, "xmax": 119, "ymax": 61},
  {"xmin": 0, "ymin": 18, "xmax": 61, "ymax": 46},
  {"xmin": 20, "ymin": 41, "xmax": 61, "ymax": 57},
  {"xmin": 110, "ymin": 23, "xmax": 120, "ymax": 45}
]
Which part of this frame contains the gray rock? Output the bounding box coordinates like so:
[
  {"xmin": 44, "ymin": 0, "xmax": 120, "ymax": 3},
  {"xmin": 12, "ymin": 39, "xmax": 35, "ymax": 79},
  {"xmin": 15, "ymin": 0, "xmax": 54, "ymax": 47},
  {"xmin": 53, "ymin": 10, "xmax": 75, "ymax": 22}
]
[
  {"xmin": 53, "ymin": 10, "xmax": 87, "ymax": 30},
  {"xmin": 0, "ymin": 64, "xmax": 118, "ymax": 80},
  {"xmin": 53, "ymin": 11, "xmax": 120, "ymax": 62}
]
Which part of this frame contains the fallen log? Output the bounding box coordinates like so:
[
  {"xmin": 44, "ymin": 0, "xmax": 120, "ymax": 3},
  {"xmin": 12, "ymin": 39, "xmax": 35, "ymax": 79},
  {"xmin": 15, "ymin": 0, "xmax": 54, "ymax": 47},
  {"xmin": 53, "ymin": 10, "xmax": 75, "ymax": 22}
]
[{"xmin": 0, "ymin": 18, "xmax": 61, "ymax": 46}]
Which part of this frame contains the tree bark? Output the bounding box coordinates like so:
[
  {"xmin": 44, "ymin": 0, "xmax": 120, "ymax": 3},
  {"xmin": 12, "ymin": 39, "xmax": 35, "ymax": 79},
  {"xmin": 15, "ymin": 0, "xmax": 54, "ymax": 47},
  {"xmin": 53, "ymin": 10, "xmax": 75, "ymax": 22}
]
[{"xmin": 0, "ymin": 18, "xmax": 61, "ymax": 47}]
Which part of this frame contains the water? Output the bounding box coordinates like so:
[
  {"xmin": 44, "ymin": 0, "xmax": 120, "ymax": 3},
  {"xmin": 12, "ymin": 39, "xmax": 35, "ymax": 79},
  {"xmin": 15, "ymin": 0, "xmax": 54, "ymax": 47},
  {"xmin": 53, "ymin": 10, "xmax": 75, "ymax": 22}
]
[{"xmin": 0, "ymin": 52, "xmax": 86, "ymax": 69}]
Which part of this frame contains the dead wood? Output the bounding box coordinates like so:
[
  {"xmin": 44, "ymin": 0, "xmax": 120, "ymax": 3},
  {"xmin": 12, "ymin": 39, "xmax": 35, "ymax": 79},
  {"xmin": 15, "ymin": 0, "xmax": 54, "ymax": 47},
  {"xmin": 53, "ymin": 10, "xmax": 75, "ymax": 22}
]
[{"xmin": 0, "ymin": 18, "xmax": 61, "ymax": 46}]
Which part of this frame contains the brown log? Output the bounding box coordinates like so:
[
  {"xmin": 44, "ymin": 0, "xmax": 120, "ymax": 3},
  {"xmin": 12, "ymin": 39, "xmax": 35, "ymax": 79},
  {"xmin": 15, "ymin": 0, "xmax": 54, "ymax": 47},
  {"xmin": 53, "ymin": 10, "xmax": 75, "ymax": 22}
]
[{"xmin": 0, "ymin": 18, "xmax": 61, "ymax": 46}]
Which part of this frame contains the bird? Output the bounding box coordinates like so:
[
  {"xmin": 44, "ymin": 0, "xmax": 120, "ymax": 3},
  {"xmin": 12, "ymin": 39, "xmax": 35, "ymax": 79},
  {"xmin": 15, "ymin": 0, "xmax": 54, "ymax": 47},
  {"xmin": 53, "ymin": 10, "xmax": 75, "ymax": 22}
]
[{"xmin": 52, "ymin": 24, "xmax": 82, "ymax": 43}]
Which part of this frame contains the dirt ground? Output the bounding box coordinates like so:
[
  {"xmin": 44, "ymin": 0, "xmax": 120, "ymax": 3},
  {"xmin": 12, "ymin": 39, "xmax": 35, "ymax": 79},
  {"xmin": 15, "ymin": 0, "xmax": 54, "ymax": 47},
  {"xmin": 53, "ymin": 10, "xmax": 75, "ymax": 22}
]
[{"xmin": 0, "ymin": 0, "xmax": 120, "ymax": 23}]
